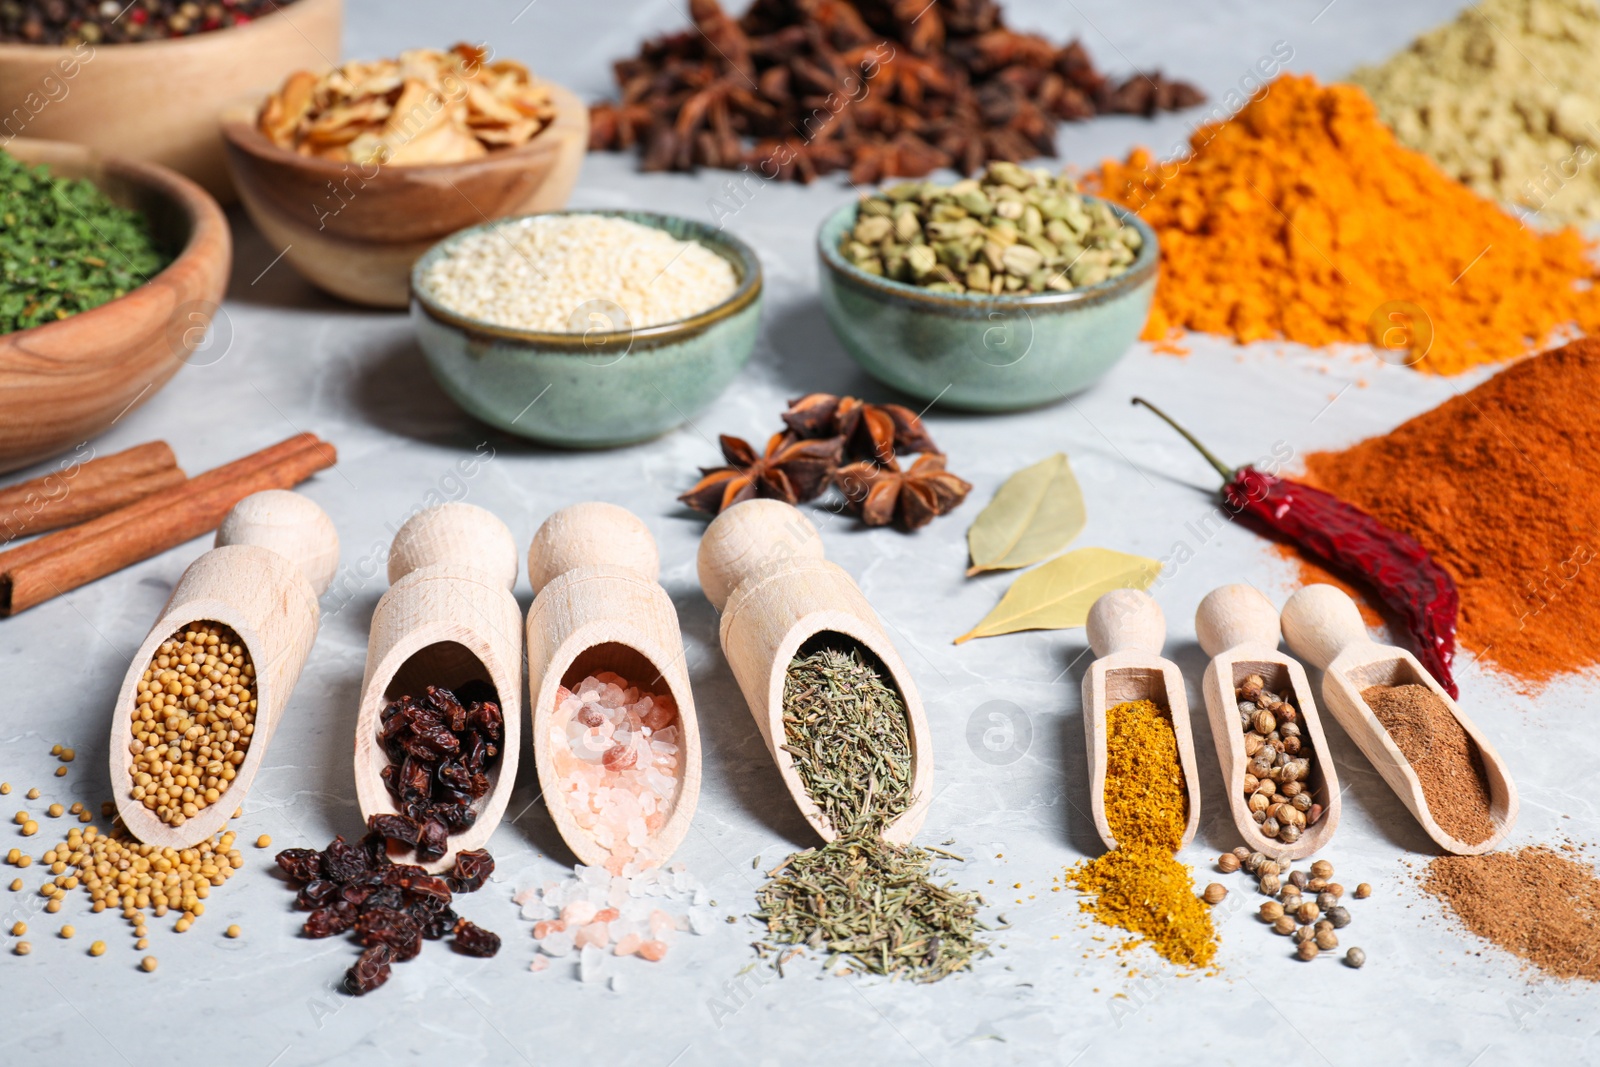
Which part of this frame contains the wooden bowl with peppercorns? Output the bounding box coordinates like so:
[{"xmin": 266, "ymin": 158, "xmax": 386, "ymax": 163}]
[
  {"xmin": 0, "ymin": 137, "xmax": 230, "ymax": 474},
  {"xmin": 0, "ymin": 0, "xmax": 342, "ymax": 201}
]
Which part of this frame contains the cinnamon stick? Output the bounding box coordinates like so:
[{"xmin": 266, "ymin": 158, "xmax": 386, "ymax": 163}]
[
  {"xmin": 0, "ymin": 433, "xmax": 337, "ymax": 616},
  {"xmin": 0, "ymin": 441, "xmax": 182, "ymax": 542}
]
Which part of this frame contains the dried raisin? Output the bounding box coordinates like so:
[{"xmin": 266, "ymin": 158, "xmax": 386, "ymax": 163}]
[
  {"xmin": 275, "ymin": 848, "xmax": 324, "ymax": 884},
  {"xmin": 345, "ymin": 943, "xmax": 392, "ymax": 995},
  {"xmin": 451, "ymin": 918, "xmax": 500, "ymax": 958}
]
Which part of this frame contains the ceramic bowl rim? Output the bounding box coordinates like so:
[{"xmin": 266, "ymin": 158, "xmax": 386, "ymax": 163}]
[
  {"xmin": 816, "ymin": 193, "xmax": 1158, "ymax": 313},
  {"xmin": 410, "ymin": 209, "xmax": 763, "ymax": 349}
]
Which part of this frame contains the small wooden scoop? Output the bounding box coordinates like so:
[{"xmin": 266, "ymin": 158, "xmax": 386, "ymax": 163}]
[
  {"xmin": 1195, "ymin": 584, "xmax": 1341, "ymax": 860},
  {"xmin": 1082, "ymin": 589, "xmax": 1201, "ymax": 851},
  {"xmin": 112, "ymin": 490, "xmax": 338, "ymax": 849},
  {"xmin": 697, "ymin": 499, "xmax": 932, "ymax": 846},
  {"xmin": 525, "ymin": 502, "xmax": 702, "ymax": 873},
  {"xmin": 354, "ymin": 503, "xmax": 523, "ymax": 873},
  {"xmin": 1280, "ymin": 583, "xmax": 1517, "ymax": 855}
]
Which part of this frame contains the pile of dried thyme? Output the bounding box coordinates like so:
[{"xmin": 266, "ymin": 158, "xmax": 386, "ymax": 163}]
[{"xmin": 752, "ymin": 643, "xmax": 989, "ymax": 982}]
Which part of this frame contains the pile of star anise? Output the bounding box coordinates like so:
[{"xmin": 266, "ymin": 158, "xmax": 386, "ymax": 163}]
[
  {"xmin": 679, "ymin": 393, "xmax": 972, "ymax": 531},
  {"xmin": 589, "ymin": 0, "xmax": 1204, "ymax": 183}
]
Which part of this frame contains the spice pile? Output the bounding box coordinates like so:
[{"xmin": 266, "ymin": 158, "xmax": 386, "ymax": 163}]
[
  {"xmin": 129, "ymin": 623, "xmax": 255, "ymax": 828},
  {"xmin": 1089, "ymin": 74, "xmax": 1600, "ymax": 373},
  {"xmin": 839, "ymin": 162, "xmax": 1141, "ymax": 295},
  {"xmin": 1222, "ymin": 851, "xmax": 1366, "ymax": 965},
  {"xmin": 549, "ymin": 672, "xmax": 683, "ymax": 875},
  {"xmin": 376, "ymin": 682, "xmax": 503, "ymax": 865},
  {"xmin": 514, "ymin": 862, "xmax": 713, "ymax": 983},
  {"xmin": 1067, "ymin": 698, "xmax": 1217, "ymax": 969},
  {"xmin": 259, "ymin": 44, "xmax": 558, "ymax": 165},
  {"xmin": 681, "ymin": 392, "xmax": 971, "ymax": 531},
  {"xmin": 420, "ymin": 215, "xmax": 737, "ymax": 332},
  {"xmin": 1295, "ymin": 338, "xmax": 1600, "ymax": 688},
  {"xmin": 752, "ymin": 641, "xmax": 987, "ymax": 981},
  {"xmin": 0, "ymin": 149, "xmax": 169, "ymax": 334},
  {"xmin": 1362, "ymin": 684, "xmax": 1494, "ymax": 845},
  {"xmin": 1352, "ymin": 0, "xmax": 1600, "ymax": 223},
  {"xmin": 0, "ymin": 0, "xmax": 295, "ymax": 42},
  {"xmin": 277, "ymin": 833, "xmax": 500, "ymax": 994},
  {"xmin": 1421, "ymin": 846, "xmax": 1600, "ymax": 982},
  {"xmin": 590, "ymin": 0, "xmax": 1202, "ymax": 183},
  {"xmin": 1233, "ymin": 674, "xmax": 1322, "ymax": 845}
]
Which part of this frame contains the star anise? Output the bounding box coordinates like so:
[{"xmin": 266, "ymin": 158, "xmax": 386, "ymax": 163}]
[
  {"xmin": 782, "ymin": 393, "xmax": 940, "ymax": 464},
  {"xmin": 679, "ymin": 432, "xmax": 843, "ymax": 515},
  {"xmin": 835, "ymin": 453, "xmax": 972, "ymax": 531}
]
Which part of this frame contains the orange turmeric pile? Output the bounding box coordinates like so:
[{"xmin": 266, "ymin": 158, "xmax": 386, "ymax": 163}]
[{"xmin": 1088, "ymin": 74, "xmax": 1600, "ymax": 374}]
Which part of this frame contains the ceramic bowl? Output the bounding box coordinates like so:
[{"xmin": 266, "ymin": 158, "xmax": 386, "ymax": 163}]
[
  {"xmin": 816, "ymin": 197, "xmax": 1158, "ymax": 411},
  {"xmin": 0, "ymin": 138, "xmax": 231, "ymax": 474},
  {"xmin": 410, "ymin": 211, "xmax": 763, "ymax": 449},
  {"xmin": 221, "ymin": 77, "xmax": 589, "ymax": 308},
  {"xmin": 0, "ymin": 0, "xmax": 341, "ymax": 202}
]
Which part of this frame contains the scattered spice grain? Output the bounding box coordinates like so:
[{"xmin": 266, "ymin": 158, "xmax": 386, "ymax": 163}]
[
  {"xmin": 13, "ymin": 942, "xmax": 28, "ymax": 955},
  {"xmin": 88, "ymin": 941, "xmax": 105, "ymax": 957},
  {"xmin": 1345, "ymin": 947, "xmax": 1366, "ymax": 968},
  {"xmin": 256, "ymin": 835, "xmax": 271, "ymax": 849},
  {"xmin": 141, "ymin": 956, "xmax": 157, "ymax": 972},
  {"xmin": 1361, "ymin": 683, "xmax": 1493, "ymax": 845}
]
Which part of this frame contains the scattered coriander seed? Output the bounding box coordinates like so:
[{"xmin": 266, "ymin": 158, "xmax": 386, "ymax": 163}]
[
  {"xmin": 26, "ymin": 788, "xmax": 38, "ymax": 800},
  {"xmin": 1355, "ymin": 882, "xmax": 1372, "ymax": 899},
  {"xmin": 1314, "ymin": 919, "xmax": 1334, "ymax": 935},
  {"xmin": 1244, "ymin": 851, "xmax": 1266, "ymax": 874},
  {"xmin": 1288, "ymin": 870, "xmax": 1308, "ymax": 889},
  {"xmin": 1259, "ymin": 873, "xmax": 1282, "ymax": 895},
  {"xmin": 1345, "ymin": 947, "xmax": 1366, "ymax": 968},
  {"xmin": 1326, "ymin": 882, "xmax": 1344, "ymax": 899},
  {"xmin": 59, "ymin": 925, "xmax": 73, "ymax": 939},
  {"xmin": 1203, "ymin": 883, "xmax": 1228, "ymax": 905},
  {"xmin": 1307, "ymin": 876, "xmax": 1328, "ymax": 892},
  {"xmin": 46, "ymin": 804, "xmax": 62, "ymax": 818},
  {"xmin": 1297, "ymin": 939, "xmax": 1320, "ymax": 961},
  {"xmin": 1296, "ymin": 902, "xmax": 1321, "ymax": 924},
  {"xmin": 53, "ymin": 768, "xmax": 66, "ymax": 778},
  {"xmin": 1325, "ymin": 906, "xmax": 1352, "ymax": 929},
  {"xmin": 89, "ymin": 940, "xmax": 105, "ymax": 956},
  {"xmin": 10, "ymin": 921, "xmax": 24, "ymax": 936},
  {"xmin": 1259, "ymin": 901, "xmax": 1284, "ymax": 923},
  {"xmin": 21, "ymin": 821, "xmax": 37, "ymax": 836},
  {"xmin": 1311, "ymin": 860, "xmax": 1335, "ymax": 879},
  {"xmin": 225, "ymin": 924, "xmax": 241, "ymax": 938},
  {"xmin": 1218, "ymin": 853, "xmax": 1241, "ymax": 874},
  {"xmin": 14, "ymin": 941, "xmax": 29, "ymax": 955},
  {"xmin": 1317, "ymin": 891, "xmax": 1338, "ymax": 911},
  {"xmin": 1273, "ymin": 916, "xmax": 1296, "ymax": 936},
  {"xmin": 1259, "ymin": 860, "xmax": 1281, "ymax": 878},
  {"xmin": 1315, "ymin": 928, "xmax": 1338, "ymax": 951},
  {"xmin": 256, "ymin": 834, "xmax": 272, "ymax": 849},
  {"xmin": 1293, "ymin": 924, "xmax": 1315, "ymax": 943},
  {"xmin": 1232, "ymin": 846, "xmax": 1251, "ymax": 863},
  {"xmin": 141, "ymin": 955, "xmax": 157, "ymax": 972}
]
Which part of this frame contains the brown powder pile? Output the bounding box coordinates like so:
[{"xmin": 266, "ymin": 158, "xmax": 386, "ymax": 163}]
[
  {"xmin": 1362, "ymin": 683, "xmax": 1494, "ymax": 845},
  {"xmin": 1297, "ymin": 338, "xmax": 1600, "ymax": 688},
  {"xmin": 1422, "ymin": 847, "xmax": 1600, "ymax": 982}
]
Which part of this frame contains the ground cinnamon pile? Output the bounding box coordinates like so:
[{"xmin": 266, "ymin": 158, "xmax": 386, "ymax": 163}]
[
  {"xmin": 1088, "ymin": 74, "xmax": 1600, "ymax": 374},
  {"xmin": 1362, "ymin": 684, "xmax": 1493, "ymax": 844},
  {"xmin": 1422, "ymin": 847, "xmax": 1600, "ymax": 982},
  {"xmin": 1295, "ymin": 338, "xmax": 1600, "ymax": 688}
]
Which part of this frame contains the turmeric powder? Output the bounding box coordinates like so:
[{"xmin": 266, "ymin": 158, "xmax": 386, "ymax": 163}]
[
  {"xmin": 1067, "ymin": 699, "xmax": 1217, "ymax": 969},
  {"xmin": 1089, "ymin": 74, "xmax": 1600, "ymax": 374}
]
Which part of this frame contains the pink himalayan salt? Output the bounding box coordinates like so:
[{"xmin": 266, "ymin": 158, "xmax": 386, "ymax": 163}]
[
  {"xmin": 533, "ymin": 920, "xmax": 565, "ymax": 939},
  {"xmin": 649, "ymin": 909, "xmax": 675, "ymax": 939},
  {"xmin": 575, "ymin": 922, "xmax": 610, "ymax": 949},
  {"xmin": 530, "ymin": 956, "xmax": 549, "ymax": 973},
  {"xmin": 551, "ymin": 673, "xmax": 684, "ymax": 876},
  {"xmin": 638, "ymin": 940, "xmax": 669, "ymax": 962},
  {"xmin": 593, "ymin": 908, "xmax": 619, "ymax": 923},
  {"xmin": 614, "ymin": 933, "xmax": 643, "ymax": 957},
  {"xmin": 562, "ymin": 900, "xmax": 597, "ymax": 925}
]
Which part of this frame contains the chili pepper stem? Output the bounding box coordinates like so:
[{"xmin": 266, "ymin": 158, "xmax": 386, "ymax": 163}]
[{"xmin": 1131, "ymin": 398, "xmax": 1237, "ymax": 482}]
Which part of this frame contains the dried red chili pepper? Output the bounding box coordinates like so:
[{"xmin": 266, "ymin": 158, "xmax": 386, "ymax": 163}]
[{"xmin": 1133, "ymin": 398, "xmax": 1461, "ymax": 697}]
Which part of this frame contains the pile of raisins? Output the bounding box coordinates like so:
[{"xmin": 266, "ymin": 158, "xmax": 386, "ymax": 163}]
[
  {"xmin": 276, "ymin": 829, "xmax": 501, "ymax": 995},
  {"xmin": 377, "ymin": 682, "xmax": 502, "ymax": 864}
]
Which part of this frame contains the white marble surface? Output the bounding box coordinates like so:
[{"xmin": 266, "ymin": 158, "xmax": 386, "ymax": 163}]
[{"xmin": 3, "ymin": 1, "xmax": 1596, "ymax": 1063}]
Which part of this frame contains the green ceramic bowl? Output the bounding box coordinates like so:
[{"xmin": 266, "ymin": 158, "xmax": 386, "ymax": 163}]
[
  {"xmin": 411, "ymin": 210, "xmax": 762, "ymax": 449},
  {"xmin": 817, "ymin": 197, "xmax": 1157, "ymax": 411}
]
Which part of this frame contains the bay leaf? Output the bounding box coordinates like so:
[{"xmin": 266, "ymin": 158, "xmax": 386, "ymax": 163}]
[
  {"xmin": 965, "ymin": 453, "xmax": 1085, "ymax": 576},
  {"xmin": 953, "ymin": 547, "xmax": 1162, "ymax": 643}
]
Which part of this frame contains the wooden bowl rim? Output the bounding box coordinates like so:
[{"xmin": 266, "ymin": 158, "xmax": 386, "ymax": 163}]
[
  {"xmin": 0, "ymin": 0, "xmax": 338, "ymax": 57},
  {"xmin": 0, "ymin": 138, "xmax": 229, "ymax": 344},
  {"xmin": 409, "ymin": 209, "xmax": 764, "ymax": 350}
]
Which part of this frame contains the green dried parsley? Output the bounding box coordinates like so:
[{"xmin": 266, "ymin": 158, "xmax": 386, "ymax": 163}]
[{"xmin": 0, "ymin": 149, "xmax": 169, "ymax": 334}]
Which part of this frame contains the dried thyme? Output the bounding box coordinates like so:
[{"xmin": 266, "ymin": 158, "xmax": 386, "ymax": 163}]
[
  {"xmin": 0, "ymin": 149, "xmax": 169, "ymax": 334},
  {"xmin": 780, "ymin": 646, "xmax": 912, "ymax": 836}
]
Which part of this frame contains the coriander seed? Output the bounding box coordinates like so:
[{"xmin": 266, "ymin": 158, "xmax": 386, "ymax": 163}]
[
  {"xmin": 1325, "ymin": 906, "xmax": 1352, "ymax": 929},
  {"xmin": 1203, "ymin": 883, "xmax": 1227, "ymax": 905},
  {"xmin": 1218, "ymin": 853, "xmax": 1241, "ymax": 874},
  {"xmin": 1297, "ymin": 939, "xmax": 1319, "ymax": 961},
  {"xmin": 1259, "ymin": 873, "xmax": 1281, "ymax": 895},
  {"xmin": 1310, "ymin": 860, "xmax": 1333, "ymax": 879},
  {"xmin": 1326, "ymin": 883, "xmax": 1344, "ymax": 899},
  {"xmin": 1273, "ymin": 916, "xmax": 1297, "ymax": 936},
  {"xmin": 1294, "ymin": 925, "xmax": 1315, "ymax": 943},
  {"xmin": 1288, "ymin": 870, "xmax": 1308, "ymax": 889},
  {"xmin": 1345, "ymin": 947, "xmax": 1366, "ymax": 968},
  {"xmin": 1232, "ymin": 846, "xmax": 1251, "ymax": 864},
  {"xmin": 1259, "ymin": 860, "xmax": 1281, "ymax": 878},
  {"xmin": 1315, "ymin": 928, "xmax": 1338, "ymax": 951},
  {"xmin": 1297, "ymin": 902, "xmax": 1321, "ymax": 923},
  {"xmin": 1245, "ymin": 852, "xmax": 1266, "ymax": 874},
  {"xmin": 1260, "ymin": 901, "xmax": 1284, "ymax": 922},
  {"xmin": 1355, "ymin": 882, "xmax": 1371, "ymax": 899},
  {"xmin": 1318, "ymin": 891, "xmax": 1338, "ymax": 911}
]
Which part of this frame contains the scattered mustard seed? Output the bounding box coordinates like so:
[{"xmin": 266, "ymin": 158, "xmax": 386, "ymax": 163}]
[
  {"xmin": 8, "ymin": 879, "xmax": 20, "ymax": 892},
  {"xmin": 89, "ymin": 940, "xmax": 106, "ymax": 956},
  {"xmin": 256, "ymin": 834, "xmax": 271, "ymax": 849},
  {"xmin": 21, "ymin": 821, "xmax": 37, "ymax": 836},
  {"xmin": 59, "ymin": 925, "xmax": 73, "ymax": 939},
  {"xmin": 10, "ymin": 921, "xmax": 24, "ymax": 936},
  {"xmin": 60, "ymin": 749, "xmax": 74, "ymax": 763},
  {"xmin": 12, "ymin": 812, "xmax": 25, "ymax": 825},
  {"xmin": 141, "ymin": 955, "xmax": 157, "ymax": 972},
  {"xmin": 50, "ymin": 745, "xmax": 61, "ymax": 757},
  {"xmin": 54, "ymin": 767, "xmax": 66, "ymax": 778},
  {"xmin": 16, "ymin": 854, "xmax": 30, "ymax": 868},
  {"xmin": 44, "ymin": 899, "xmax": 60, "ymax": 913},
  {"xmin": 14, "ymin": 941, "xmax": 29, "ymax": 955},
  {"xmin": 225, "ymin": 924, "xmax": 241, "ymax": 938},
  {"xmin": 26, "ymin": 788, "xmax": 39, "ymax": 799},
  {"xmin": 46, "ymin": 804, "xmax": 62, "ymax": 818},
  {"xmin": 0, "ymin": 783, "xmax": 9, "ymax": 795},
  {"xmin": 136, "ymin": 938, "xmax": 148, "ymax": 950}
]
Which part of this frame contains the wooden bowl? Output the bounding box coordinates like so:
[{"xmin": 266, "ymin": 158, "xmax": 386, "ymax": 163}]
[
  {"xmin": 0, "ymin": 0, "xmax": 342, "ymax": 201},
  {"xmin": 0, "ymin": 138, "xmax": 230, "ymax": 475},
  {"xmin": 219, "ymin": 80, "xmax": 589, "ymax": 308}
]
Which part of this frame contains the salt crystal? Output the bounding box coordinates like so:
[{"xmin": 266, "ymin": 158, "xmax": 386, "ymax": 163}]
[
  {"xmin": 688, "ymin": 908, "xmax": 713, "ymax": 935},
  {"xmin": 614, "ymin": 933, "xmax": 642, "ymax": 957},
  {"xmin": 574, "ymin": 921, "xmax": 610, "ymax": 949},
  {"xmin": 542, "ymin": 931, "xmax": 575, "ymax": 957},
  {"xmin": 520, "ymin": 901, "xmax": 552, "ymax": 922},
  {"xmin": 580, "ymin": 945, "xmax": 606, "ymax": 983},
  {"xmin": 563, "ymin": 900, "xmax": 598, "ymax": 926},
  {"xmin": 610, "ymin": 974, "xmax": 625, "ymax": 993},
  {"xmin": 649, "ymin": 910, "xmax": 675, "ymax": 939},
  {"xmin": 637, "ymin": 940, "xmax": 668, "ymax": 962},
  {"xmin": 530, "ymin": 956, "xmax": 549, "ymax": 973}
]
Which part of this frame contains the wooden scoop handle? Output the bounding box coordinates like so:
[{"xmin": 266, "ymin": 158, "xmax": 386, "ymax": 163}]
[
  {"xmin": 386, "ymin": 502, "xmax": 517, "ymax": 589},
  {"xmin": 1281, "ymin": 583, "xmax": 1371, "ymax": 670},
  {"xmin": 1086, "ymin": 588, "xmax": 1165, "ymax": 657},
  {"xmin": 697, "ymin": 499, "xmax": 826, "ymax": 612},
  {"xmin": 215, "ymin": 490, "xmax": 339, "ymax": 596},
  {"xmin": 527, "ymin": 501, "xmax": 659, "ymax": 594},
  {"xmin": 1195, "ymin": 583, "xmax": 1282, "ymax": 658}
]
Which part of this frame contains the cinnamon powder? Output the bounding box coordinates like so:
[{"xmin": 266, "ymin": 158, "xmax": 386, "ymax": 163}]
[
  {"xmin": 1422, "ymin": 847, "xmax": 1600, "ymax": 982},
  {"xmin": 1362, "ymin": 684, "xmax": 1493, "ymax": 845},
  {"xmin": 1296, "ymin": 338, "xmax": 1600, "ymax": 688}
]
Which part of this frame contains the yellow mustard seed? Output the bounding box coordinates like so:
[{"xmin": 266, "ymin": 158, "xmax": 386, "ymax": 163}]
[
  {"xmin": 225, "ymin": 924, "xmax": 241, "ymax": 938},
  {"xmin": 21, "ymin": 821, "xmax": 37, "ymax": 836},
  {"xmin": 10, "ymin": 921, "xmax": 24, "ymax": 936},
  {"xmin": 59, "ymin": 925, "xmax": 73, "ymax": 939},
  {"xmin": 174, "ymin": 918, "xmax": 190, "ymax": 933},
  {"xmin": 140, "ymin": 955, "xmax": 157, "ymax": 972},
  {"xmin": 26, "ymin": 788, "xmax": 39, "ymax": 798},
  {"xmin": 50, "ymin": 745, "xmax": 61, "ymax": 757},
  {"xmin": 60, "ymin": 749, "xmax": 74, "ymax": 763},
  {"xmin": 0, "ymin": 783, "xmax": 9, "ymax": 795},
  {"xmin": 135, "ymin": 938, "xmax": 148, "ymax": 950},
  {"xmin": 44, "ymin": 899, "xmax": 60, "ymax": 913},
  {"xmin": 68, "ymin": 803, "xmax": 82, "ymax": 815},
  {"xmin": 89, "ymin": 941, "xmax": 105, "ymax": 956},
  {"xmin": 255, "ymin": 834, "xmax": 271, "ymax": 849},
  {"xmin": 8, "ymin": 879, "xmax": 20, "ymax": 892},
  {"xmin": 5, "ymin": 848, "xmax": 17, "ymax": 864},
  {"xmin": 53, "ymin": 768, "xmax": 66, "ymax": 778},
  {"xmin": 16, "ymin": 855, "xmax": 30, "ymax": 868},
  {"xmin": 12, "ymin": 812, "xmax": 25, "ymax": 825},
  {"xmin": 46, "ymin": 805, "xmax": 62, "ymax": 819},
  {"xmin": 14, "ymin": 941, "xmax": 29, "ymax": 955}
]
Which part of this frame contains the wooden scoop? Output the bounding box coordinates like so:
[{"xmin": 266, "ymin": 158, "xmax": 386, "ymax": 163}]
[
  {"xmin": 354, "ymin": 503, "xmax": 522, "ymax": 873},
  {"xmin": 1195, "ymin": 584, "xmax": 1341, "ymax": 860},
  {"xmin": 111, "ymin": 490, "xmax": 338, "ymax": 849},
  {"xmin": 1280, "ymin": 583, "xmax": 1517, "ymax": 855},
  {"xmin": 1082, "ymin": 589, "xmax": 1201, "ymax": 851},
  {"xmin": 696, "ymin": 499, "xmax": 932, "ymax": 846},
  {"xmin": 525, "ymin": 502, "xmax": 702, "ymax": 873}
]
